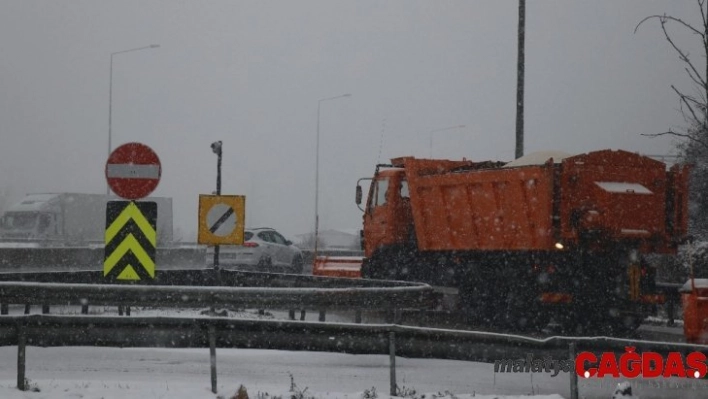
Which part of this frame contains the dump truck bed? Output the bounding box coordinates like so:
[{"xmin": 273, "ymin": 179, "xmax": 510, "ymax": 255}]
[
  {"xmin": 401, "ymin": 150, "xmax": 689, "ymax": 253},
  {"xmin": 403, "ymin": 159, "xmax": 556, "ymax": 251}
]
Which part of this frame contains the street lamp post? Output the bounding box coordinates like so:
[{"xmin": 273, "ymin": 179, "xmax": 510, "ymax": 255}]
[
  {"xmin": 107, "ymin": 44, "xmax": 160, "ymax": 195},
  {"xmin": 314, "ymin": 93, "xmax": 351, "ymax": 265},
  {"xmin": 211, "ymin": 141, "xmax": 223, "ymax": 269},
  {"xmin": 429, "ymin": 125, "xmax": 466, "ymax": 158}
]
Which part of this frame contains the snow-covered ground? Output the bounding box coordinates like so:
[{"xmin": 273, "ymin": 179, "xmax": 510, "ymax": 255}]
[
  {"xmin": 0, "ymin": 345, "xmax": 706, "ymax": 399},
  {"xmin": 0, "ymin": 346, "xmax": 567, "ymax": 399}
]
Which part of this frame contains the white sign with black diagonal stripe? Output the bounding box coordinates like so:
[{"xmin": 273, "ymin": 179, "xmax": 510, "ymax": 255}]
[
  {"xmin": 207, "ymin": 203, "xmax": 237, "ymax": 237},
  {"xmin": 197, "ymin": 194, "xmax": 246, "ymax": 245}
]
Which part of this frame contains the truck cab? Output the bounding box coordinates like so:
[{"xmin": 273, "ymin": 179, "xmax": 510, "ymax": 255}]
[
  {"xmin": 0, "ymin": 194, "xmax": 61, "ymax": 241},
  {"xmin": 0, "ymin": 212, "xmax": 56, "ymax": 237},
  {"xmin": 356, "ymin": 157, "xmax": 491, "ymax": 259},
  {"xmin": 358, "ymin": 168, "xmax": 411, "ymax": 258}
]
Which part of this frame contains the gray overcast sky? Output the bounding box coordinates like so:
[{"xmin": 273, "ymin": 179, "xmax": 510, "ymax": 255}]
[{"xmin": 0, "ymin": 1, "xmax": 701, "ymax": 241}]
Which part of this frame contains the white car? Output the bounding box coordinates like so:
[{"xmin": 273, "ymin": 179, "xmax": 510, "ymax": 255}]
[{"xmin": 209, "ymin": 227, "xmax": 304, "ymax": 274}]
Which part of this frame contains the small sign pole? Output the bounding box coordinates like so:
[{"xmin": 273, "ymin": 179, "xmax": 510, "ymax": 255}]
[{"xmin": 213, "ymin": 142, "xmax": 222, "ymax": 270}]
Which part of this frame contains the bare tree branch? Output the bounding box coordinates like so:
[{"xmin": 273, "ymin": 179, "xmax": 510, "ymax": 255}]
[
  {"xmin": 673, "ymin": 85, "xmax": 702, "ymax": 124},
  {"xmin": 637, "ymin": 1, "xmax": 708, "ymax": 142},
  {"xmin": 677, "ymin": 90, "xmax": 702, "ymax": 109},
  {"xmin": 659, "ymin": 16, "xmax": 707, "ymax": 89},
  {"xmin": 641, "ymin": 130, "xmax": 708, "ymax": 150},
  {"xmin": 687, "ymin": 67, "xmax": 705, "ymax": 87},
  {"xmin": 635, "ymin": 14, "xmax": 705, "ymax": 36}
]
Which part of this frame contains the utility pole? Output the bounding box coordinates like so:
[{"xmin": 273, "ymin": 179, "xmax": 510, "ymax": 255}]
[
  {"xmin": 313, "ymin": 93, "xmax": 351, "ymax": 266},
  {"xmin": 515, "ymin": 0, "xmax": 526, "ymax": 159}
]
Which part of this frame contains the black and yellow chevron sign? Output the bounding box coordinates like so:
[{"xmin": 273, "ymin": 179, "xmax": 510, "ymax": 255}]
[{"xmin": 104, "ymin": 201, "xmax": 157, "ymax": 281}]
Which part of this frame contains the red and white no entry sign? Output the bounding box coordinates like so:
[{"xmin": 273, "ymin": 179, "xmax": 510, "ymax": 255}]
[{"xmin": 105, "ymin": 142, "xmax": 162, "ymax": 200}]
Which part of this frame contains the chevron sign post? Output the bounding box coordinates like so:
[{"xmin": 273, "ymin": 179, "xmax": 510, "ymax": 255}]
[{"xmin": 104, "ymin": 201, "xmax": 157, "ymax": 281}]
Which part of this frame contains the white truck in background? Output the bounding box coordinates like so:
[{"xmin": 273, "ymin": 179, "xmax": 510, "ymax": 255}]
[{"xmin": 0, "ymin": 193, "xmax": 174, "ymax": 246}]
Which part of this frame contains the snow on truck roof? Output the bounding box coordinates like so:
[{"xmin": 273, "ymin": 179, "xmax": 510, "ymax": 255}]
[
  {"xmin": 7, "ymin": 193, "xmax": 60, "ymax": 212},
  {"xmin": 502, "ymin": 150, "xmax": 574, "ymax": 168}
]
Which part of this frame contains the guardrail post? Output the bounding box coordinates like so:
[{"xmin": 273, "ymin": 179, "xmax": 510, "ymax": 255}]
[
  {"xmin": 1, "ymin": 303, "xmax": 8, "ymax": 315},
  {"xmin": 389, "ymin": 331, "xmax": 397, "ymax": 396},
  {"xmin": 17, "ymin": 321, "xmax": 26, "ymax": 391},
  {"xmin": 288, "ymin": 310, "xmax": 295, "ymax": 320},
  {"xmin": 23, "ymin": 305, "xmax": 30, "ymax": 315},
  {"xmin": 41, "ymin": 305, "xmax": 50, "ymax": 314},
  {"xmin": 209, "ymin": 324, "xmax": 217, "ymax": 394},
  {"xmin": 118, "ymin": 306, "xmax": 123, "ymax": 316},
  {"xmin": 319, "ymin": 310, "xmax": 326, "ymax": 322},
  {"xmin": 569, "ymin": 342, "xmax": 578, "ymax": 399},
  {"xmin": 126, "ymin": 306, "xmax": 131, "ymax": 316},
  {"xmin": 81, "ymin": 304, "xmax": 89, "ymax": 315},
  {"xmin": 300, "ymin": 310, "xmax": 306, "ymax": 321}
]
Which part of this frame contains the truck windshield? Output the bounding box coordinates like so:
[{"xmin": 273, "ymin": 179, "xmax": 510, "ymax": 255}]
[{"xmin": 0, "ymin": 212, "xmax": 39, "ymax": 231}]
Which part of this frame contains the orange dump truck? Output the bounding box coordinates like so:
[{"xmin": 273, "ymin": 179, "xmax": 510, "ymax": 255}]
[{"xmin": 355, "ymin": 150, "xmax": 691, "ymax": 334}]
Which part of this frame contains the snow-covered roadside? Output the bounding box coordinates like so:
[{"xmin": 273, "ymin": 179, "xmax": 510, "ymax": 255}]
[
  {"xmin": 0, "ymin": 379, "xmax": 564, "ymax": 399},
  {"xmin": 0, "ymin": 345, "xmax": 707, "ymax": 399},
  {"xmin": 0, "ymin": 346, "xmax": 568, "ymax": 399}
]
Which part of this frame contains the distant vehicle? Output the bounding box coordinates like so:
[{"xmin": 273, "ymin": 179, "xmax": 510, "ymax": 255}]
[
  {"xmin": 210, "ymin": 227, "xmax": 304, "ymax": 274},
  {"xmin": 0, "ymin": 193, "xmax": 174, "ymax": 246}
]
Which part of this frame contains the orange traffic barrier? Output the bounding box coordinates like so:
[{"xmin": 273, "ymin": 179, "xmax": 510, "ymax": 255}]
[
  {"xmin": 681, "ymin": 279, "xmax": 708, "ymax": 344},
  {"xmin": 313, "ymin": 256, "xmax": 362, "ymax": 278}
]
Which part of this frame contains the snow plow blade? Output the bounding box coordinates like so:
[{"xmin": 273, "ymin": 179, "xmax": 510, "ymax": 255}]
[{"xmin": 313, "ymin": 256, "xmax": 363, "ymax": 278}]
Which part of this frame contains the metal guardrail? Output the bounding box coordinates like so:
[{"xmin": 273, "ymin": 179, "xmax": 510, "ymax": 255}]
[
  {"xmin": 0, "ymin": 265, "xmax": 697, "ymax": 396},
  {"xmin": 0, "ymin": 269, "xmax": 438, "ymax": 311},
  {"xmin": 0, "ymin": 270, "xmax": 704, "ymax": 396},
  {"xmin": 2, "ymin": 314, "xmax": 708, "ymax": 396},
  {"xmin": 3, "ymin": 314, "xmax": 708, "ymax": 364},
  {"xmin": 0, "ymin": 268, "xmax": 437, "ymax": 394},
  {"xmin": 0, "ymin": 281, "xmax": 434, "ymax": 310}
]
